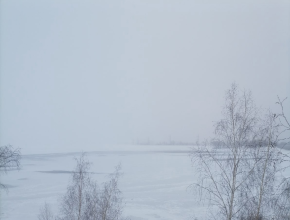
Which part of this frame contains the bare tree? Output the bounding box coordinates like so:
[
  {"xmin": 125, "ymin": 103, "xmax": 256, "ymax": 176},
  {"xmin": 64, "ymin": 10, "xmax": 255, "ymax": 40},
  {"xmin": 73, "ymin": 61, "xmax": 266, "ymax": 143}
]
[
  {"xmin": 38, "ymin": 203, "xmax": 54, "ymax": 220},
  {"xmin": 239, "ymin": 111, "xmax": 281, "ymax": 220},
  {"xmin": 39, "ymin": 153, "xmax": 125, "ymax": 220},
  {"xmin": 190, "ymin": 84, "xmax": 282, "ymax": 220},
  {"xmin": 58, "ymin": 153, "xmax": 96, "ymax": 220},
  {"xmin": 276, "ymin": 97, "xmax": 290, "ymax": 145},
  {"xmin": 272, "ymin": 97, "xmax": 290, "ymax": 220},
  {"xmin": 83, "ymin": 164, "xmax": 123, "ymax": 220},
  {"xmin": 0, "ymin": 145, "xmax": 21, "ymax": 189},
  {"xmin": 240, "ymin": 97, "xmax": 290, "ymax": 220},
  {"xmin": 98, "ymin": 164, "xmax": 123, "ymax": 220},
  {"xmin": 83, "ymin": 181, "xmax": 100, "ymax": 220}
]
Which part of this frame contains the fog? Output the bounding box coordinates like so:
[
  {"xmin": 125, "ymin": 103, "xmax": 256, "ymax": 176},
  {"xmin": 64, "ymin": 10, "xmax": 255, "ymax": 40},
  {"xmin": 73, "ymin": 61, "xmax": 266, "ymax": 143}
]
[{"xmin": 0, "ymin": 1, "xmax": 289, "ymax": 154}]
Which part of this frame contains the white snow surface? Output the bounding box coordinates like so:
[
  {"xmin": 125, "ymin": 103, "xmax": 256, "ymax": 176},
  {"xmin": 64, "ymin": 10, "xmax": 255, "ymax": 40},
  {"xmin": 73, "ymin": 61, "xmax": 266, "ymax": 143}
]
[
  {"xmin": 2, "ymin": 145, "xmax": 289, "ymax": 220},
  {"xmin": 1, "ymin": 145, "xmax": 207, "ymax": 220}
]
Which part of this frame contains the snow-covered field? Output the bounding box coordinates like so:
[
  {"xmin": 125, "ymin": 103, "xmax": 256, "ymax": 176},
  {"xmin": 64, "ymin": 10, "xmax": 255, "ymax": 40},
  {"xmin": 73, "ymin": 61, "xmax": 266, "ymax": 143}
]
[
  {"xmin": 2, "ymin": 145, "xmax": 289, "ymax": 220},
  {"xmin": 1, "ymin": 145, "xmax": 208, "ymax": 220}
]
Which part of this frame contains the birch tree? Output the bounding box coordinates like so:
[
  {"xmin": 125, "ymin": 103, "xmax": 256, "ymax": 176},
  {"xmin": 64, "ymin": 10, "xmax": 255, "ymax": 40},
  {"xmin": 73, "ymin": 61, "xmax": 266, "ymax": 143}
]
[
  {"xmin": 239, "ymin": 111, "xmax": 281, "ymax": 220},
  {"xmin": 98, "ymin": 164, "xmax": 123, "ymax": 220},
  {"xmin": 58, "ymin": 153, "xmax": 94, "ymax": 220},
  {"xmin": 191, "ymin": 83, "xmax": 280, "ymax": 220},
  {"xmin": 39, "ymin": 153, "xmax": 125, "ymax": 220},
  {"xmin": 273, "ymin": 97, "xmax": 290, "ymax": 220}
]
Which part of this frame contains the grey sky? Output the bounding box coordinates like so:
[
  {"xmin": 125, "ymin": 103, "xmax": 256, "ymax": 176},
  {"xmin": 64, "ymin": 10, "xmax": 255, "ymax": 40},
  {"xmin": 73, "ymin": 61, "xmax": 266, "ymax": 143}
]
[{"xmin": 0, "ymin": 1, "xmax": 289, "ymax": 154}]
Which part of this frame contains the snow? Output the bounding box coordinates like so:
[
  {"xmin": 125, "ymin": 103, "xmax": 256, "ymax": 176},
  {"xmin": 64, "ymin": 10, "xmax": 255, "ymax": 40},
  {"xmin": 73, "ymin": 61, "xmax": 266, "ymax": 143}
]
[
  {"xmin": 1, "ymin": 145, "xmax": 208, "ymax": 220},
  {"xmin": 3, "ymin": 145, "xmax": 288, "ymax": 220}
]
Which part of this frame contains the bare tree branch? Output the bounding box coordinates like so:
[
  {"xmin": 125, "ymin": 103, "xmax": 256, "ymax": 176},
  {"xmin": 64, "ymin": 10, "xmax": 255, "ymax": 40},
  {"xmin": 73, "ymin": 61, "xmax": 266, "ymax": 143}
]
[
  {"xmin": 39, "ymin": 154, "xmax": 125, "ymax": 220},
  {"xmin": 0, "ymin": 145, "xmax": 21, "ymax": 190}
]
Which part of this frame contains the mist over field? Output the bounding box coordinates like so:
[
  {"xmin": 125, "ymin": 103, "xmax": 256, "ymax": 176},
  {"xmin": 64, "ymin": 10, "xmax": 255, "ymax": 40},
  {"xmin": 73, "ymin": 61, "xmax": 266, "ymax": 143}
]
[
  {"xmin": 0, "ymin": 1, "xmax": 290, "ymax": 220},
  {"xmin": 1, "ymin": 0, "xmax": 289, "ymax": 154}
]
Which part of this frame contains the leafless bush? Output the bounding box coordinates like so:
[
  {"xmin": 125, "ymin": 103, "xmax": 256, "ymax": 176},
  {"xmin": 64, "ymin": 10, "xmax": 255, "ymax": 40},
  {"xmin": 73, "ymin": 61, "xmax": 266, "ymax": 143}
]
[
  {"xmin": 58, "ymin": 153, "xmax": 95, "ymax": 220},
  {"xmin": 0, "ymin": 145, "xmax": 21, "ymax": 189},
  {"xmin": 38, "ymin": 203, "xmax": 54, "ymax": 220},
  {"xmin": 97, "ymin": 164, "xmax": 123, "ymax": 220},
  {"xmin": 39, "ymin": 153, "xmax": 125, "ymax": 220}
]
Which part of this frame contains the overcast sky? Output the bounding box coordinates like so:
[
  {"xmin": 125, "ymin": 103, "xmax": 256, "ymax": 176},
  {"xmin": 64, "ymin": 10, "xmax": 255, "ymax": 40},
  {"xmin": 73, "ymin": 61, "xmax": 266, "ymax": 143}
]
[{"xmin": 0, "ymin": 1, "xmax": 289, "ymax": 154}]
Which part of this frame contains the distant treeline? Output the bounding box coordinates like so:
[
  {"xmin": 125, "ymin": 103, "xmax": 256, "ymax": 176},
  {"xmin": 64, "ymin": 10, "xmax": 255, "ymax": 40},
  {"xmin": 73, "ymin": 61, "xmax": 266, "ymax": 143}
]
[
  {"xmin": 134, "ymin": 140, "xmax": 195, "ymax": 146},
  {"xmin": 210, "ymin": 139, "xmax": 290, "ymax": 150}
]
